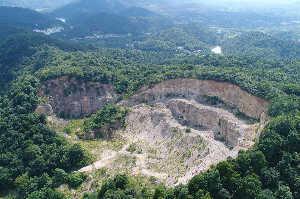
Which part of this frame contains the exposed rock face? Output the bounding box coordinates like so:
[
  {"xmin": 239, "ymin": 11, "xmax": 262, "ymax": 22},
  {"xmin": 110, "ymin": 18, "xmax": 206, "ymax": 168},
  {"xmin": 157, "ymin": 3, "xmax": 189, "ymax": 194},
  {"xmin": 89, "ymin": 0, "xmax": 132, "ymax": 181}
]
[
  {"xmin": 124, "ymin": 104, "xmax": 210, "ymax": 185},
  {"xmin": 116, "ymin": 79, "xmax": 269, "ymax": 184},
  {"xmin": 39, "ymin": 76, "xmax": 117, "ymax": 118},
  {"xmin": 125, "ymin": 79, "xmax": 269, "ymax": 120},
  {"xmin": 123, "ymin": 102, "xmax": 258, "ymax": 185},
  {"xmin": 166, "ymin": 99, "xmax": 256, "ymax": 148},
  {"xmin": 70, "ymin": 78, "xmax": 269, "ymax": 186},
  {"xmin": 35, "ymin": 104, "xmax": 53, "ymax": 116}
]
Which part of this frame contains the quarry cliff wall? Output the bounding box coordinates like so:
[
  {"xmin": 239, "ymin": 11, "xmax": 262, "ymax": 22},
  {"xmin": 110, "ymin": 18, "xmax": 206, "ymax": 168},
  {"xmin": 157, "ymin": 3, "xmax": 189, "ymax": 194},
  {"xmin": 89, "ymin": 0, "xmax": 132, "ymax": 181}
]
[
  {"xmin": 126, "ymin": 79, "xmax": 269, "ymax": 120},
  {"xmin": 166, "ymin": 99, "xmax": 258, "ymax": 147},
  {"xmin": 38, "ymin": 77, "xmax": 269, "ymax": 123},
  {"xmin": 39, "ymin": 76, "xmax": 117, "ymax": 118}
]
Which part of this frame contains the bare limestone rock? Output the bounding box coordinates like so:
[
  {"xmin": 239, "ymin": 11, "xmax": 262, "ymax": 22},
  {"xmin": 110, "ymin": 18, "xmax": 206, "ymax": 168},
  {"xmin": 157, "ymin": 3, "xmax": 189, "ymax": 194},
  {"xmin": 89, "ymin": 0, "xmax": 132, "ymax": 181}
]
[
  {"xmin": 39, "ymin": 76, "xmax": 117, "ymax": 118},
  {"xmin": 166, "ymin": 99, "xmax": 256, "ymax": 148},
  {"xmin": 35, "ymin": 104, "xmax": 53, "ymax": 115},
  {"xmin": 124, "ymin": 104, "xmax": 210, "ymax": 185},
  {"xmin": 113, "ymin": 79, "xmax": 269, "ymax": 184},
  {"xmin": 122, "ymin": 101, "xmax": 261, "ymax": 185},
  {"xmin": 125, "ymin": 79, "xmax": 269, "ymax": 120}
]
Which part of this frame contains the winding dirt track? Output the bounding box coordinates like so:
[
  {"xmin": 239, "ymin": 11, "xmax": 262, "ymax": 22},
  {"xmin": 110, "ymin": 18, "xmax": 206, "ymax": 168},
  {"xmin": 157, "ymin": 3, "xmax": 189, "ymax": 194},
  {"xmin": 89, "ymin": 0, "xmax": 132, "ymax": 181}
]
[
  {"xmin": 79, "ymin": 140, "xmax": 169, "ymax": 181},
  {"xmin": 79, "ymin": 144, "xmax": 128, "ymax": 173}
]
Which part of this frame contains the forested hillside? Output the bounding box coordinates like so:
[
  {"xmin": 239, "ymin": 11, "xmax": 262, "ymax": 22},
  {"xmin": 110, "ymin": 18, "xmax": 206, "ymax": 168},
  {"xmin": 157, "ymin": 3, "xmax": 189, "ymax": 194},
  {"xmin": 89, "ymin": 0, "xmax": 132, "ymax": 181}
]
[
  {"xmin": 0, "ymin": 0, "xmax": 74, "ymax": 10},
  {"xmin": 222, "ymin": 32, "xmax": 300, "ymax": 60},
  {"xmin": 0, "ymin": 7, "xmax": 63, "ymax": 29},
  {"xmin": 0, "ymin": 31, "xmax": 87, "ymax": 90}
]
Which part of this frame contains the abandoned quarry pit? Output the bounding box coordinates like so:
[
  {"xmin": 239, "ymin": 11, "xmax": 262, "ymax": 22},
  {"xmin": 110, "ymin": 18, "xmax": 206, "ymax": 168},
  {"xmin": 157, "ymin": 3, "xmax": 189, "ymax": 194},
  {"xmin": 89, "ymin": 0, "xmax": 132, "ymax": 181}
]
[{"xmin": 38, "ymin": 77, "xmax": 269, "ymax": 186}]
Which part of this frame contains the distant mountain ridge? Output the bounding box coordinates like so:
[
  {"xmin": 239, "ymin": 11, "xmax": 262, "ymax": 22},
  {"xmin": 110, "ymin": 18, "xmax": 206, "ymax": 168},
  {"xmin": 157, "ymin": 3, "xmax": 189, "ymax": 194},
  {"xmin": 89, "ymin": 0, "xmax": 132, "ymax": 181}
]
[
  {"xmin": 51, "ymin": 0, "xmax": 173, "ymax": 19},
  {"xmin": 0, "ymin": 6, "xmax": 63, "ymax": 29},
  {"xmin": 52, "ymin": 0, "xmax": 126, "ymax": 19},
  {"xmin": 51, "ymin": 0, "xmax": 168, "ymax": 36},
  {"xmin": 0, "ymin": 0, "xmax": 169, "ymax": 38},
  {"xmin": 0, "ymin": 0, "xmax": 75, "ymax": 11}
]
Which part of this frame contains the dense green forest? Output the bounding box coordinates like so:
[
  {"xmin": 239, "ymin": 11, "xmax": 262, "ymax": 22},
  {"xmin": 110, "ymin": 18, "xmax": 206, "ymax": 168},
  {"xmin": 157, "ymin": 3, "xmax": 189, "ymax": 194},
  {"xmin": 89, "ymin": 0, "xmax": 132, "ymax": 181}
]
[
  {"xmin": 83, "ymin": 104, "xmax": 128, "ymax": 139},
  {"xmin": 1, "ymin": 0, "xmax": 300, "ymax": 198},
  {"xmin": 222, "ymin": 32, "xmax": 300, "ymax": 60},
  {"xmin": 0, "ymin": 75, "xmax": 91, "ymax": 198}
]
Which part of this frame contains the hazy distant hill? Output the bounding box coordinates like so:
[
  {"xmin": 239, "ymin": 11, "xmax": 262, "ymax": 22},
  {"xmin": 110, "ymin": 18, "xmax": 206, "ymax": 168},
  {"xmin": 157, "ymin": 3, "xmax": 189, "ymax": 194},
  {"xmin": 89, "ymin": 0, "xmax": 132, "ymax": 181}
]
[
  {"xmin": 0, "ymin": 6, "xmax": 62, "ymax": 29},
  {"xmin": 67, "ymin": 12, "xmax": 148, "ymax": 35},
  {"xmin": 0, "ymin": 0, "xmax": 74, "ymax": 11},
  {"xmin": 52, "ymin": 0, "xmax": 170, "ymax": 37},
  {"xmin": 119, "ymin": 6, "xmax": 158, "ymax": 17},
  {"xmin": 52, "ymin": 0, "xmax": 126, "ymax": 19},
  {"xmin": 52, "ymin": 0, "xmax": 163, "ymax": 19}
]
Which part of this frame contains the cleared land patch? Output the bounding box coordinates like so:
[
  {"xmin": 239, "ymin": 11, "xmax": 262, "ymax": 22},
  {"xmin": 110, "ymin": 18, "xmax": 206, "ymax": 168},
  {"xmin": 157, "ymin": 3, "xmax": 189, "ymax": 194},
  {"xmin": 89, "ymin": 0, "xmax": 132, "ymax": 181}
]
[{"xmin": 39, "ymin": 78, "xmax": 269, "ymax": 197}]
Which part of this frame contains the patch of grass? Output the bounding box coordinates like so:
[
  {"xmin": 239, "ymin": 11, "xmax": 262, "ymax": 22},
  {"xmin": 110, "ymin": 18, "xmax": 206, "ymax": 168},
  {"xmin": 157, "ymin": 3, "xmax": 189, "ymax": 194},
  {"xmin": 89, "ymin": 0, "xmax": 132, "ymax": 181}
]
[
  {"xmin": 127, "ymin": 143, "xmax": 142, "ymax": 154},
  {"xmin": 77, "ymin": 138, "xmax": 125, "ymax": 160},
  {"xmin": 235, "ymin": 109, "xmax": 259, "ymax": 124},
  {"xmin": 46, "ymin": 116, "xmax": 69, "ymax": 132},
  {"xmin": 185, "ymin": 128, "xmax": 192, "ymax": 133},
  {"xmin": 67, "ymin": 172, "xmax": 87, "ymax": 189},
  {"xmin": 127, "ymin": 143, "xmax": 137, "ymax": 153},
  {"xmin": 182, "ymin": 149, "xmax": 193, "ymax": 159},
  {"xmin": 202, "ymin": 95, "xmax": 224, "ymax": 106},
  {"xmin": 63, "ymin": 119, "xmax": 85, "ymax": 136},
  {"xmin": 114, "ymin": 155, "xmax": 137, "ymax": 169},
  {"xmin": 57, "ymin": 168, "xmax": 112, "ymax": 198},
  {"xmin": 148, "ymin": 148, "xmax": 158, "ymax": 159}
]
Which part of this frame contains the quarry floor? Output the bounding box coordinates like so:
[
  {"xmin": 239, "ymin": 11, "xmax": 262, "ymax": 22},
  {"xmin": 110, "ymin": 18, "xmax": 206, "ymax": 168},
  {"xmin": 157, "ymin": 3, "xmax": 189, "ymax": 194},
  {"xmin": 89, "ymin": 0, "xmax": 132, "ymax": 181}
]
[
  {"xmin": 77, "ymin": 100, "xmax": 256, "ymax": 185},
  {"xmin": 49, "ymin": 99, "xmax": 264, "ymax": 199}
]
